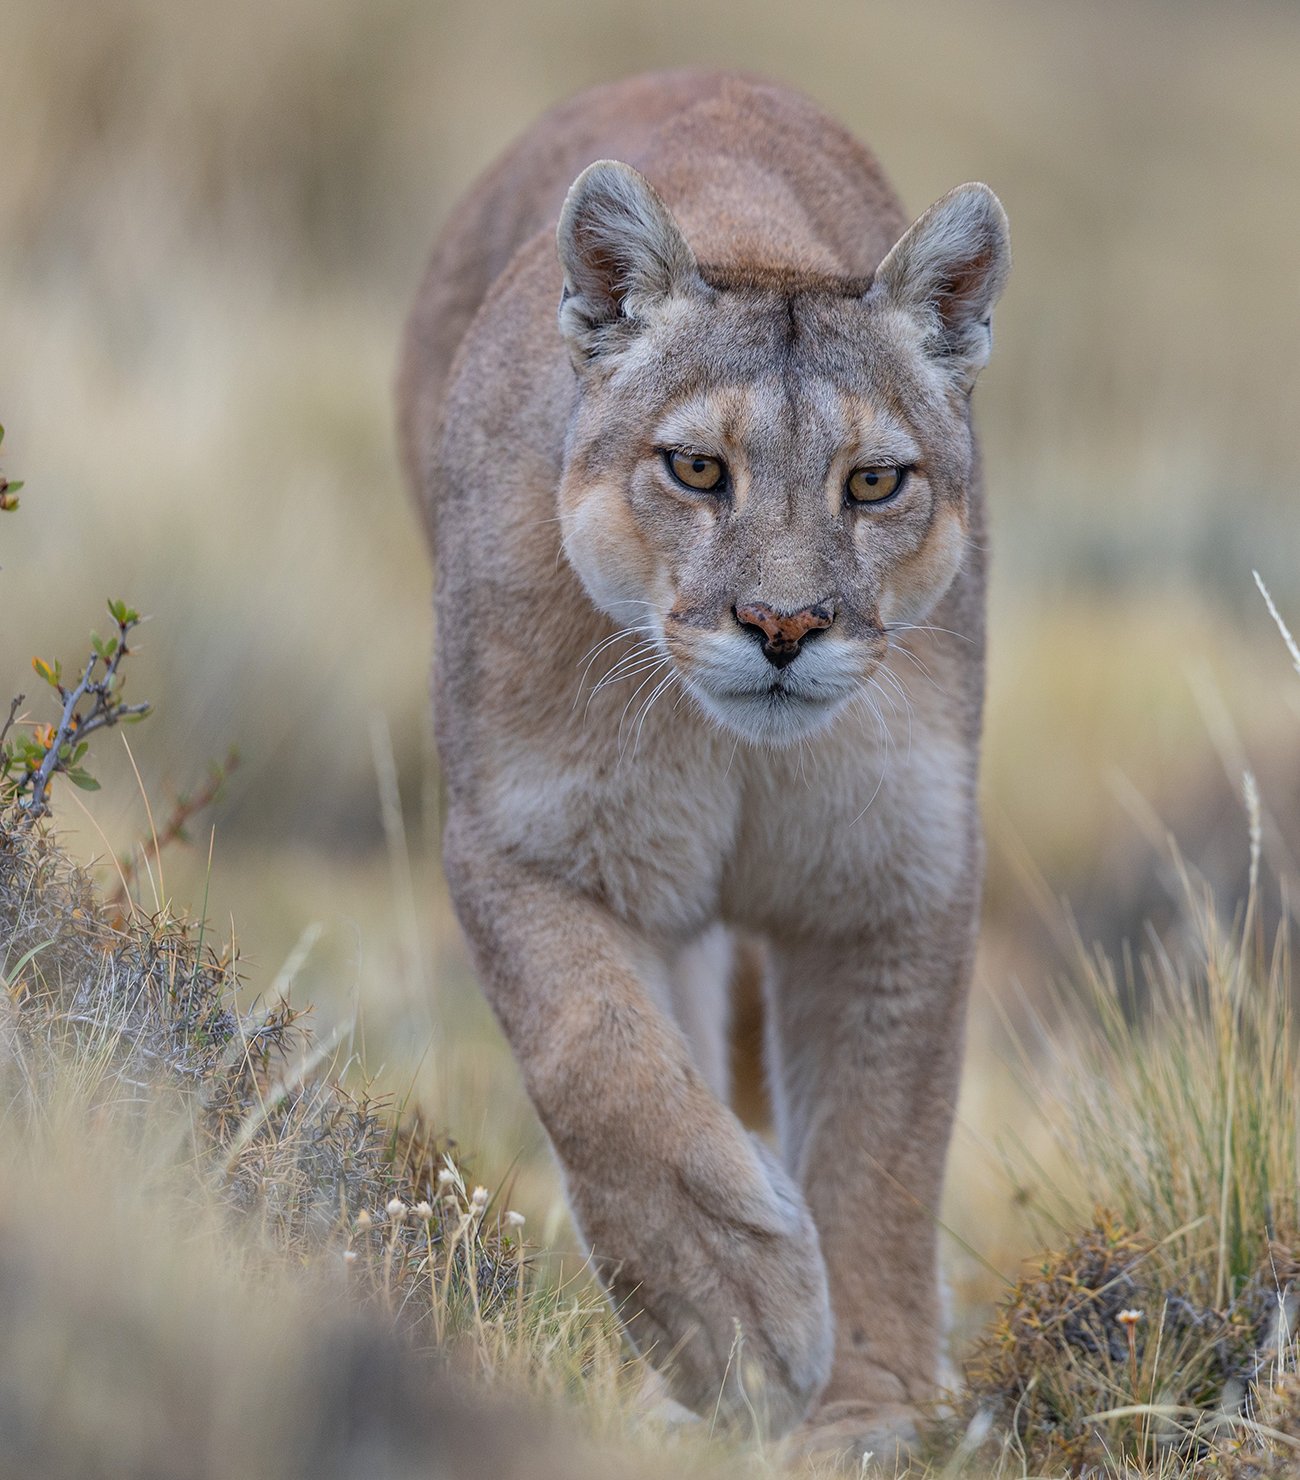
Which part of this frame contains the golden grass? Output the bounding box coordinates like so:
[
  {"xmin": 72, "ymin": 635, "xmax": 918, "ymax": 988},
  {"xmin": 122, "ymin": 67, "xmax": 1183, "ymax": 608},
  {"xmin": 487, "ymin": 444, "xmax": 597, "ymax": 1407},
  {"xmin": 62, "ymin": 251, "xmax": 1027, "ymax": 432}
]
[{"xmin": 4, "ymin": 600, "xmax": 1299, "ymax": 1477}]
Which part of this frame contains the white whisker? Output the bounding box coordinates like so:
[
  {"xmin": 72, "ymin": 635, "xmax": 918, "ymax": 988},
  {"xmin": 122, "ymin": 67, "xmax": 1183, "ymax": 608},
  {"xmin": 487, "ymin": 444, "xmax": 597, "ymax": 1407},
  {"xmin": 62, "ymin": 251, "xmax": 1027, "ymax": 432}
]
[
  {"xmin": 575, "ymin": 623, "xmax": 658, "ymax": 690},
  {"xmin": 886, "ymin": 640, "xmax": 943, "ymax": 693},
  {"xmin": 629, "ymin": 670, "xmax": 682, "ymax": 755},
  {"xmin": 588, "ymin": 647, "xmax": 668, "ymax": 704},
  {"xmin": 846, "ymin": 690, "xmax": 890, "ymax": 826},
  {"xmin": 867, "ymin": 674, "xmax": 911, "ymax": 763},
  {"xmin": 723, "ymin": 727, "xmax": 743, "ymax": 779},
  {"xmin": 884, "ymin": 622, "xmax": 974, "ymax": 645},
  {"xmin": 615, "ymin": 661, "xmax": 671, "ymax": 751}
]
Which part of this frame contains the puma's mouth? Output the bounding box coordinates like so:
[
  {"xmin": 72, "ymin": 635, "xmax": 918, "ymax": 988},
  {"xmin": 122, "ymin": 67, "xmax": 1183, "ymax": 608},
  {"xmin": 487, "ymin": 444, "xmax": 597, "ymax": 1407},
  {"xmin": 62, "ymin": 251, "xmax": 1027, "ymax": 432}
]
[{"xmin": 686, "ymin": 678, "xmax": 851, "ymax": 746}]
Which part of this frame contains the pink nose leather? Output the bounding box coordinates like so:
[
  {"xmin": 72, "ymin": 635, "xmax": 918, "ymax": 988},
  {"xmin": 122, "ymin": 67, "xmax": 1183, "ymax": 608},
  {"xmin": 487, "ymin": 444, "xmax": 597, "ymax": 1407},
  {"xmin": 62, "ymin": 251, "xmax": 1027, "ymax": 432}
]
[{"xmin": 735, "ymin": 601, "xmax": 834, "ymax": 650}]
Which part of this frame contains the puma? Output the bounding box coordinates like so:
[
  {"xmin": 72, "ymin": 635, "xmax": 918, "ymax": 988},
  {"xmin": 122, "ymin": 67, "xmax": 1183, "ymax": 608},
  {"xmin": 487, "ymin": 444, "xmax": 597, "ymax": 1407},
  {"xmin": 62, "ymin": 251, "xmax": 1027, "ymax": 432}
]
[{"xmin": 398, "ymin": 69, "xmax": 1009, "ymax": 1458}]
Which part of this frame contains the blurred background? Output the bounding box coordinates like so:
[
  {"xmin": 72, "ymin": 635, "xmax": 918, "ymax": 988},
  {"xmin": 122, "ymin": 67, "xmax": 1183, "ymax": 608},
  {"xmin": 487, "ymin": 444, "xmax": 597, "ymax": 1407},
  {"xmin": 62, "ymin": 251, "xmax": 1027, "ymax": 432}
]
[{"xmin": 3, "ymin": 0, "xmax": 1298, "ymax": 1337}]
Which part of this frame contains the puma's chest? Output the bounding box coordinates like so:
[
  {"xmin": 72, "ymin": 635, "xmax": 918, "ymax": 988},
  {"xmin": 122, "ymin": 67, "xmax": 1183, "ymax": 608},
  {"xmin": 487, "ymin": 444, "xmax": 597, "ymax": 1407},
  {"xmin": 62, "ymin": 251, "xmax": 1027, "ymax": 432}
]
[
  {"xmin": 720, "ymin": 719, "xmax": 978, "ymax": 937},
  {"xmin": 475, "ymin": 703, "xmax": 975, "ymax": 943}
]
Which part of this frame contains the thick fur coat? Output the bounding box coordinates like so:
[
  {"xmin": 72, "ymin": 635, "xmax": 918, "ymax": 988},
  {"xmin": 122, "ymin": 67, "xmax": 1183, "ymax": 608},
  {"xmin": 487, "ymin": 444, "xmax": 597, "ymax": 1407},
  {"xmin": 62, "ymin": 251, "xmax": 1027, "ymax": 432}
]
[{"xmin": 398, "ymin": 69, "xmax": 1009, "ymax": 1459}]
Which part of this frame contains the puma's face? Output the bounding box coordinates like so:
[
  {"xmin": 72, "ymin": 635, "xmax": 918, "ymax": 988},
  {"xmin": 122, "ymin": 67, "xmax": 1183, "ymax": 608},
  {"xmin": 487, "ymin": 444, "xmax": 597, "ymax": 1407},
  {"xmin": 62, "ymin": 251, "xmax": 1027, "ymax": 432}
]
[{"xmin": 556, "ymin": 163, "xmax": 1009, "ymax": 747}]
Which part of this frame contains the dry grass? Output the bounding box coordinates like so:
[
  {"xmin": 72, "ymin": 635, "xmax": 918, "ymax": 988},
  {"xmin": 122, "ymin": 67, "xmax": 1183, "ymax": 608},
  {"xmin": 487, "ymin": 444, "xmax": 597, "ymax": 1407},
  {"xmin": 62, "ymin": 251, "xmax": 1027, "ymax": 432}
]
[
  {"xmin": 2, "ymin": 618, "xmax": 1298, "ymax": 1478},
  {"xmin": 958, "ymin": 1220, "xmax": 1300, "ymax": 1476},
  {"xmin": 937, "ymin": 600, "xmax": 1300, "ymax": 1477},
  {"xmin": 0, "ymin": 809, "xmax": 524, "ymax": 1348},
  {"xmin": 0, "ymin": 1122, "xmax": 691, "ymax": 1480},
  {"xmin": 0, "ymin": 808, "xmax": 841, "ymax": 1478}
]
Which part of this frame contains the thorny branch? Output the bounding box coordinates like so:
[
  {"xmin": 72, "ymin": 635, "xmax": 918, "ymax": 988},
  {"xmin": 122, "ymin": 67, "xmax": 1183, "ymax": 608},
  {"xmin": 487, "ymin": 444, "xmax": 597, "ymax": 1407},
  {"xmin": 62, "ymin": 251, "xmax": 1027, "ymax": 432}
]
[{"xmin": 6, "ymin": 604, "xmax": 151, "ymax": 825}]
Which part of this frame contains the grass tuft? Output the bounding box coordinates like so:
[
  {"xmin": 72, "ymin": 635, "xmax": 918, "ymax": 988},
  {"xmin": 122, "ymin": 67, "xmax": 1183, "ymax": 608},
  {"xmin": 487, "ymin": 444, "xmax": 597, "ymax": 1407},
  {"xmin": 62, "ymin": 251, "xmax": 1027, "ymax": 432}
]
[
  {"xmin": 0, "ymin": 803, "xmax": 519, "ymax": 1342},
  {"xmin": 958, "ymin": 1217, "xmax": 1300, "ymax": 1475}
]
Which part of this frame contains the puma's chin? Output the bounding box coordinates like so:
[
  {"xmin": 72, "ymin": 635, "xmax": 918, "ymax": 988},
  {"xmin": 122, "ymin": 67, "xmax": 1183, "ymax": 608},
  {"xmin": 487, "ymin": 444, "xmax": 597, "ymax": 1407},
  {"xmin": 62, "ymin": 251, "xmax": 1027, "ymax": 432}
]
[{"xmin": 686, "ymin": 677, "xmax": 852, "ymax": 747}]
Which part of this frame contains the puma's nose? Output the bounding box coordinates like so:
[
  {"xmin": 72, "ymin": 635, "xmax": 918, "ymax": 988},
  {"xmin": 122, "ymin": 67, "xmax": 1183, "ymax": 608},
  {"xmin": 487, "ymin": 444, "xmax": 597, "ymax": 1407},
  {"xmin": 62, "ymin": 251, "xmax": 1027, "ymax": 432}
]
[{"xmin": 734, "ymin": 601, "xmax": 834, "ymax": 669}]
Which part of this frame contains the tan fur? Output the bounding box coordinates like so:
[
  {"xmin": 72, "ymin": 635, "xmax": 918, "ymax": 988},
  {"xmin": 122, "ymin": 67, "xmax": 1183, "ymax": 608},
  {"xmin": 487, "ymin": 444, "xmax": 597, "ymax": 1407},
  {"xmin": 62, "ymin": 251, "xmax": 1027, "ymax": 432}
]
[{"xmin": 398, "ymin": 70, "xmax": 1009, "ymax": 1457}]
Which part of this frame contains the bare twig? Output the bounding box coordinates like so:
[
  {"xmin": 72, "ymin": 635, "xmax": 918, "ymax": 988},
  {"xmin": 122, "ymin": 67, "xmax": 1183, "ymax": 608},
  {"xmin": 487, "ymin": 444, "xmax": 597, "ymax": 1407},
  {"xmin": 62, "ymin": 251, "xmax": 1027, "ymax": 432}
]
[
  {"xmin": 8, "ymin": 604, "xmax": 151, "ymax": 824},
  {"xmin": 0, "ymin": 696, "xmax": 22, "ymax": 749},
  {"xmin": 111, "ymin": 748, "xmax": 240, "ymax": 908}
]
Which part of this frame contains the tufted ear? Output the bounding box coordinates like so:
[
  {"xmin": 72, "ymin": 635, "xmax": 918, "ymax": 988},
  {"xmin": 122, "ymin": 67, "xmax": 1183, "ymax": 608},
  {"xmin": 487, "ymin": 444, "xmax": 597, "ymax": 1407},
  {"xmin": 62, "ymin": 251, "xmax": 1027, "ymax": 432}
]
[
  {"xmin": 873, "ymin": 183, "xmax": 1010, "ymax": 392},
  {"xmin": 556, "ymin": 160, "xmax": 700, "ymax": 364}
]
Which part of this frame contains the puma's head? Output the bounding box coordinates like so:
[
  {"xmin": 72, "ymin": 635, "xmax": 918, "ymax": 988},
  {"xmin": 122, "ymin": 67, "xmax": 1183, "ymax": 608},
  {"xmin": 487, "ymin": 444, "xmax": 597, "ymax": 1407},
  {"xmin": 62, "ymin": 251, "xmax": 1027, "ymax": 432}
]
[{"xmin": 555, "ymin": 160, "xmax": 1009, "ymax": 747}]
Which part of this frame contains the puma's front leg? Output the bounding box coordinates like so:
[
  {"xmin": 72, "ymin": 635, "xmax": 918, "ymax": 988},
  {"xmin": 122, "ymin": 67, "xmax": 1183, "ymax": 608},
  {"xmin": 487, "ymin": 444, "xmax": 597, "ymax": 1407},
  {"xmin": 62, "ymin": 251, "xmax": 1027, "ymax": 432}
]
[
  {"xmin": 767, "ymin": 906, "xmax": 976, "ymax": 1459},
  {"xmin": 443, "ymin": 815, "xmax": 832, "ymax": 1434}
]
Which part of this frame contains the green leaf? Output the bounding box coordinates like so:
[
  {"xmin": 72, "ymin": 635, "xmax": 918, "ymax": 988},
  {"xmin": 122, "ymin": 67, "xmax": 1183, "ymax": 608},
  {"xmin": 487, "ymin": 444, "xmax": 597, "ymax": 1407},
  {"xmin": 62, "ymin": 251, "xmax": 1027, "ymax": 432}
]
[{"xmin": 66, "ymin": 768, "xmax": 101, "ymax": 792}]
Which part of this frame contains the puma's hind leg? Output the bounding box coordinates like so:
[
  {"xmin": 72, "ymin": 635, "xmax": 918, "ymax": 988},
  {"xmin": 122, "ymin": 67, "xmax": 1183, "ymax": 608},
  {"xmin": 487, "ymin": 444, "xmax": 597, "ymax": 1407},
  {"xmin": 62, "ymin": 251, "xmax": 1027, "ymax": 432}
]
[{"xmin": 662, "ymin": 924, "xmax": 734, "ymax": 1104}]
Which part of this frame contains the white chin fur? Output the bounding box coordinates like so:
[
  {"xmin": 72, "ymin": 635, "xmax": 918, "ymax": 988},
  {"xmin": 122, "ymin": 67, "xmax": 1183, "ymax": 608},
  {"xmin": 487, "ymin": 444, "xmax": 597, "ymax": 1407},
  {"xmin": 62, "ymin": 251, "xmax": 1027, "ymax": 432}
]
[{"xmin": 686, "ymin": 680, "xmax": 851, "ymax": 746}]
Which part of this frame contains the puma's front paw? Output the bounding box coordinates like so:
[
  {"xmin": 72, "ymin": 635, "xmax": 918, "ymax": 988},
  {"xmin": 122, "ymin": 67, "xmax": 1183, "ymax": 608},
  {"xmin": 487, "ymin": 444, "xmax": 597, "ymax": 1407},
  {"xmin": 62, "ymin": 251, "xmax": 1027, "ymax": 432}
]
[
  {"xmin": 596, "ymin": 1133, "xmax": 832, "ymax": 1437},
  {"xmin": 786, "ymin": 1400, "xmax": 921, "ymax": 1471}
]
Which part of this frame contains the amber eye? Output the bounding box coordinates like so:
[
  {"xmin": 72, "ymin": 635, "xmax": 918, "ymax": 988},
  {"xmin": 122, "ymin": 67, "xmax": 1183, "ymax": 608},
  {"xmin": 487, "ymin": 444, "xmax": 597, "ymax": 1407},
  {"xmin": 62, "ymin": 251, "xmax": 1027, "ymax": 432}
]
[
  {"xmin": 846, "ymin": 465, "xmax": 908, "ymax": 504},
  {"xmin": 665, "ymin": 450, "xmax": 726, "ymax": 493}
]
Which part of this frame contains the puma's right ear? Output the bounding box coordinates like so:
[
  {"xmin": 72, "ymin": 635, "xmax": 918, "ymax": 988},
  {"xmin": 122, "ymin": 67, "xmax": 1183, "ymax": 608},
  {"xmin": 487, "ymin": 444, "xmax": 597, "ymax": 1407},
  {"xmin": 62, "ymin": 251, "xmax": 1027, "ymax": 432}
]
[
  {"xmin": 556, "ymin": 160, "xmax": 700, "ymax": 364},
  {"xmin": 874, "ymin": 183, "xmax": 1010, "ymax": 392}
]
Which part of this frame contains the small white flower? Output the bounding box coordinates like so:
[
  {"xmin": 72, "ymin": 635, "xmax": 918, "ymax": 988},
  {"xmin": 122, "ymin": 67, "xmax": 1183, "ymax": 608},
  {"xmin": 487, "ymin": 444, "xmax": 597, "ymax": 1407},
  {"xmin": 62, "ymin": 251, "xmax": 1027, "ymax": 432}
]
[
  {"xmin": 470, "ymin": 1185, "xmax": 489, "ymax": 1211},
  {"xmin": 436, "ymin": 1168, "xmax": 457, "ymax": 1189},
  {"xmin": 504, "ymin": 1210, "xmax": 525, "ymax": 1229},
  {"xmin": 342, "ymin": 1248, "xmax": 358, "ymax": 1264},
  {"xmin": 1117, "ymin": 1308, "xmax": 1143, "ymax": 1325},
  {"xmin": 386, "ymin": 1197, "xmax": 408, "ymax": 1221}
]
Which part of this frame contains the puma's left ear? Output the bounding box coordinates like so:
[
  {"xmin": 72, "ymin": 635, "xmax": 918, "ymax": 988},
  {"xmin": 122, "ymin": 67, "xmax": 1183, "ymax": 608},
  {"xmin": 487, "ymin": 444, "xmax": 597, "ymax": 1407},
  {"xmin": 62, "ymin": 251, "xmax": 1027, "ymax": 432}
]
[{"xmin": 873, "ymin": 183, "xmax": 1010, "ymax": 392}]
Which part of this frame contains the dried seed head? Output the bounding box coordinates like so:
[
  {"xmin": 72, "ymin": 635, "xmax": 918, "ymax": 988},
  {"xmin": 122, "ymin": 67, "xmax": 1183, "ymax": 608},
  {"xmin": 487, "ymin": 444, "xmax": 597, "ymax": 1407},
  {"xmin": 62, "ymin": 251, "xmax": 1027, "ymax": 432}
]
[
  {"xmin": 386, "ymin": 1198, "xmax": 408, "ymax": 1221},
  {"xmin": 355, "ymin": 1209, "xmax": 373, "ymax": 1231},
  {"xmin": 504, "ymin": 1210, "xmax": 525, "ymax": 1229},
  {"xmin": 414, "ymin": 1201, "xmax": 434, "ymax": 1220},
  {"xmin": 1117, "ymin": 1309, "xmax": 1143, "ymax": 1327},
  {"xmin": 436, "ymin": 1168, "xmax": 457, "ymax": 1190},
  {"xmin": 342, "ymin": 1249, "xmax": 358, "ymax": 1264},
  {"xmin": 470, "ymin": 1185, "xmax": 489, "ymax": 1211}
]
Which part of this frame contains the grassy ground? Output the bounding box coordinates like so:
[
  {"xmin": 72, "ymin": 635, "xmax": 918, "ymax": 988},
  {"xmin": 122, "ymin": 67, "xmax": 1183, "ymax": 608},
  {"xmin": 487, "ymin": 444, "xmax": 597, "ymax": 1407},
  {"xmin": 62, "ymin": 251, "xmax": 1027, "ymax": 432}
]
[
  {"xmin": 4, "ymin": 645, "xmax": 1300, "ymax": 1476},
  {"xmin": 2, "ymin": 0, "xmax": 1299, "ymax": 1472}
]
